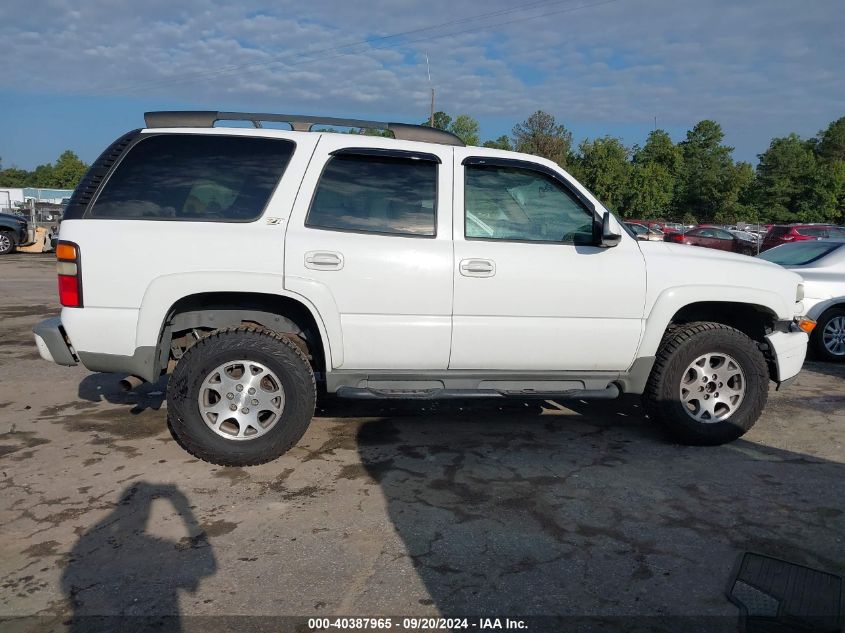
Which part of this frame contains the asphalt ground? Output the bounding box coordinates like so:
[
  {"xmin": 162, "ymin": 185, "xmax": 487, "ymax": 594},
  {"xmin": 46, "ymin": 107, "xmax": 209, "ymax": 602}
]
[{"xmin": 1, "ymin": 253, "xmax": 843, "ymax": 632}]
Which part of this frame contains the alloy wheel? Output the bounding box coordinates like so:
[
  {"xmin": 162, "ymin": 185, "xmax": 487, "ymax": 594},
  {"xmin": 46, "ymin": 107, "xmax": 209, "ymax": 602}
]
[{"xmin": 679, "ymin": 353, "xmax": 745, "ymax": 423}]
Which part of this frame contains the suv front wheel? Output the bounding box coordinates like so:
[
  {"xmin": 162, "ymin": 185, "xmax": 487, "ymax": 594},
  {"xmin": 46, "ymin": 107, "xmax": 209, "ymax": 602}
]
[
  {"xmin": 644, "ymin": 322, "xmax": 769, "ymax": 445},
  {"xmin": 166, "ymin": 326, "xmax": 316, "ymax": 466}
]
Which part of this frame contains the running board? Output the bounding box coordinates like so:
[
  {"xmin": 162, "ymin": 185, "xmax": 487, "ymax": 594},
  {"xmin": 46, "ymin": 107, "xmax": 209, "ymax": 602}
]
[{"xmin": 335, "ymin": 384, "xmax": 620, "ymax": 400}]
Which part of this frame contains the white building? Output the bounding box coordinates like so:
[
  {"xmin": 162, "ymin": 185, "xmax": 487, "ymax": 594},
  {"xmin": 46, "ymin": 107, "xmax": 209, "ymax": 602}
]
[{"xmin": 0, "ymin": 187, "xmax": 74, "ymax": 212}]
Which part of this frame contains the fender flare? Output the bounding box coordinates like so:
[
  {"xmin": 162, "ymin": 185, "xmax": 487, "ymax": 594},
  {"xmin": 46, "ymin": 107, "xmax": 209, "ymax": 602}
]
[
  {"xmin": 637, "ymin": 285, "xmax": 787, "ymax": 359},
  {"xmin": 135, "ymin": 271, "xmax": 342, "ymax": 368}
]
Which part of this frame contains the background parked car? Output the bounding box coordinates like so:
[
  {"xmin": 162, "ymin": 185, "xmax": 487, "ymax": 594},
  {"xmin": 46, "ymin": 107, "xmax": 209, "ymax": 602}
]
[
  {"xmin": 665, "ymin": 226, "xmax": 757, "ymax": 255},
  {"xmin": 624, "ymin": 221, "xmax": 664, "ymax": 241},
  {"xmin": 626, "ymin": 219, "xmax": 682, "ymax": 235},
  {"xmin": 729, "ymin": 229, "xmax": 762, "ymax": 250},
  {"xmin": 0, "ymin": 212, "xmax": 34, "ymax": 255},
  {"xmin": 758, "ymin": 239, "xmax": 845, "ymax": 361},
  {"xmin": 761, "ymin": 224, "xmax": 845, "ymax": 251}
]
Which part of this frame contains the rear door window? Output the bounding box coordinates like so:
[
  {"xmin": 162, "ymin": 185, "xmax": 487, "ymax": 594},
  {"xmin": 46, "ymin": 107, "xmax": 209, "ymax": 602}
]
[
  {"xmin": 89, "ymin": 135, "xmax": 295, "ymax": 221},
  {"xmin": 306, "ymin": 153, "xmax": 437, "ymax": 237}
]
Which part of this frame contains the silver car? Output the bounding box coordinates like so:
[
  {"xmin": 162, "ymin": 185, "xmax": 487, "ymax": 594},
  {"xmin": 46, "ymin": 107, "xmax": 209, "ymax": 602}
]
[{"xmin": 758, "ymin": 239, "xmax": 845, "ymax": 361}]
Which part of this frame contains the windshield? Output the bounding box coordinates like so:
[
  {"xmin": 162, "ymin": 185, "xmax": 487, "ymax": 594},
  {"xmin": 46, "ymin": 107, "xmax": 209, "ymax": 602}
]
[{"xmin": 758, "ymin": 241, "xmax": 842, "ymax": 266}]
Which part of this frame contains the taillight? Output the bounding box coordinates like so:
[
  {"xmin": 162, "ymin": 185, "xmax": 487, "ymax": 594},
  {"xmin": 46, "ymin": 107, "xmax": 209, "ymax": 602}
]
[{"xmin": 56, "ymin": 241, "xmax": 83, "ymax": 307}]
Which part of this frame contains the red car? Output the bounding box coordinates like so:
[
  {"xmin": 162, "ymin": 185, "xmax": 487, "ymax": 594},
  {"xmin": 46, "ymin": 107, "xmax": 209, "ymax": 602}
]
[
  {"xmin": 665, "ymin": 226, "xmax": 756, "ymax": 255},
  {"xmin": 761, "ymin": 224, "xmax": 845, "ymax": 251}
]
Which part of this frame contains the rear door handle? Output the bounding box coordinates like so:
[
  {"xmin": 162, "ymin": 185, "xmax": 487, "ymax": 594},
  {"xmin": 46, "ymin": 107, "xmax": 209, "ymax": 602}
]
[
  {"xmin": 305, "ymin": 251, "xmax": 344, "ymax": 270},
  {"xmin": 460, "ymin": 258, "xmax": 495, "ymax": 277}
]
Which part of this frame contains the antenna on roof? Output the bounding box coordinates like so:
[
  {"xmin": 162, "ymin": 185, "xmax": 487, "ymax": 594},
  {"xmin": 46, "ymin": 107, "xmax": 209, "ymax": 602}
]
[{"xmin": 425, "ymin": 52, "xmax": 435, "ymax": 128}]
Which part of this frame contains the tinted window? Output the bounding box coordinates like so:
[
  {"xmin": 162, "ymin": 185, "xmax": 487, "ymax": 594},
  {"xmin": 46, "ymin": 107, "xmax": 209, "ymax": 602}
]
[
  {"xmin": 626, "ymin": 223, "xmax": 647, "ymax": 235},
  {"xmin": 307, "ymin": 154, "xmax": 436, "ymax": 236},
  {"xmin": 714, "ymin": 229, "xmax": 734, "ymax": 240},
  {"xmin": 465, "ymin": 165, "xmax": 593, "ymax": 243},
  {"xmin": 695, "ymin": 229, "xmax": 714, "ymax": 238},
  {"xmin": 829, "ymin": 227, "xmax": 845, "ymax": 238},
  {"xmin": 90, "ymin": 135, "xmax": 294, "ymax": 221},
  {"xmin": 796, "ymin": 227, "xmax": 826, "ymax": 237},
  {"xmin": 758, "ymin": 242, "xmax": 842, "ymax": 266}
]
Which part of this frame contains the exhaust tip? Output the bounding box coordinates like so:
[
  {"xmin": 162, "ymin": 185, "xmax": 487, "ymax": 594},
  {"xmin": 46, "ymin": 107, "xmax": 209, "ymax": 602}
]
[{"xmin": 119, "ymin": 375, "xmax": 145, "ymax": 392}]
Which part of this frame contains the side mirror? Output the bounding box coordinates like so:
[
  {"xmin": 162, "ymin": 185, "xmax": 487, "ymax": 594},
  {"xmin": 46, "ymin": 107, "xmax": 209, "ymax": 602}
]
[{"xmin": 600, "ymin": 211, "xmax": 622, "ymax": 248}]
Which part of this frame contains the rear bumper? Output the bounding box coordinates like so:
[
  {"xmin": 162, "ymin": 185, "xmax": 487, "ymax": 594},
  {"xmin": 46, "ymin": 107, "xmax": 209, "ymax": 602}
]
[
  {"xmin": 765, "ymin": 328, "xmax": 808, "ymax": 387},
  {"xmin": 32, "ymin": 317, "xmax": 78, "ymax": 366}
]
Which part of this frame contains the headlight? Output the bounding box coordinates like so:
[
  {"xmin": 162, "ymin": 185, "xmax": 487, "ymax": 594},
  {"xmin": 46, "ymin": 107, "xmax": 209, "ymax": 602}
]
[{"xmin": 796, "ymin": 283, "xmax": 804, "ymax": 302}]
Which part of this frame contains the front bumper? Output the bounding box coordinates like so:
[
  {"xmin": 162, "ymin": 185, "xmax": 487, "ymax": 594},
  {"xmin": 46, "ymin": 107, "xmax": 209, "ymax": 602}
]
[
  {"xmin": 765, "ymin": 327, "xmax": 808, "ymax": 387},
  {"xmin": 32, "ymin": 317, "xmax": 78, "ymax": 366}
]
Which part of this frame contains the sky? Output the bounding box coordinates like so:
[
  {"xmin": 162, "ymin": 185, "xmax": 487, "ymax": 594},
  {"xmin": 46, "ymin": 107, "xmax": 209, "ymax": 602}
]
[{"xmin": 1, "ymin": 0, "xmax": 843, "ymax": 170}]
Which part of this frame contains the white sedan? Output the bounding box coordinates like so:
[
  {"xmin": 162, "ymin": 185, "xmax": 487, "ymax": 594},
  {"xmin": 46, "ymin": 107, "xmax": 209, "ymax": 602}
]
[{"xmin": 759, "ymin": 239, "xmax": 845, "ymax": 361}]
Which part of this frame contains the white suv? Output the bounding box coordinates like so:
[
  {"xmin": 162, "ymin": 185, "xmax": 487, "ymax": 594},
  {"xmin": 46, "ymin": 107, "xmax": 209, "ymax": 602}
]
[{"xmin": 33, "ymin": 110, "xmax": 813, "ymax": 466}]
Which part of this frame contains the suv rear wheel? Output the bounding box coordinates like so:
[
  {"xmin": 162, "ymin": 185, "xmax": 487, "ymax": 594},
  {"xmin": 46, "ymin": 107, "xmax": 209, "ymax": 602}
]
[
  {"xmin": 166, "ymin": 326, "xmax": 316, "ymax": 466},
  {"xmin": 644, "ymin": 322, "xmax": 768, "ymax": 445}
]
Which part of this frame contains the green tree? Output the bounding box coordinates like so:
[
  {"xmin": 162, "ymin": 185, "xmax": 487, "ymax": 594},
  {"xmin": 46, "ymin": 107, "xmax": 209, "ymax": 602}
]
[
  {"xmin": 634, "ymin": 130, "xmax": 682, "ymax": 175},
  {"xmin": 448, "ymin": 114, "xmax": 480, "ymax": 146},
  {"xmin": 629, "ymin": 129, "xmax": 683, "ymax": 218},
  {"xmin": 816, "ymin": 117, "xmax": 845, "ymax": 163},
  {"xmin": 573, "ymin": 136, "xmax": 630, "ymax": 212},
  {"xmin": 676, "ymin": 120, "xmax": 741, "ymax": 221},
  {"xmin": 54, "ymin": 151, "xmax": 88, "ymax": 188},
  {"xmin": 482, "ymin": 135, "xmax": 512, "ymax": 151},
  {"xmin": 512, "ymin": 110, "xmax": 573, "ymax": 167},
  {"xmin": 0, "ymin": 166, "xmax": 30, "ymax": 187},
  {"xmin": 31, "ymin": 163, "xmax": 56, "ymax": 187},
  {"xmin": 422, "ymin": 111, "xmax": 452, "ymax": 131},
  {"xmin": 625, "ymin": 162, "xmax": 673, "ymax": 219},
  {"xmin": 754, "ymin": 134, "xmax": 817, "ymax": 222}
]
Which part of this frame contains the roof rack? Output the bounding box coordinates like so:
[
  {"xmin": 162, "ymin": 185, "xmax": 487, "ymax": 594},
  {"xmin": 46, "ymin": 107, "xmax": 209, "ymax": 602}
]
[{"xmin": 143, "ymin": 111, "xmax": 465, "ymax": 147}]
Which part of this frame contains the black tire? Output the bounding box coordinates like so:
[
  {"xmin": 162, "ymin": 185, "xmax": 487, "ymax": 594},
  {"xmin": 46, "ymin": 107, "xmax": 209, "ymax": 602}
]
[
  {"xmin": 643, "ymin": 322, "xmax": 769, "ymax": 446},
  {"xmin": 166, "ymin": 326, "xmax": 316, "ymax": 466},
  {"xmin": 0, "ymin": 230, "xmax": 15, "ymax": 255},
  {"xmin": 810, "ymin": 307, "xmax": 845, "ymax": 362}
]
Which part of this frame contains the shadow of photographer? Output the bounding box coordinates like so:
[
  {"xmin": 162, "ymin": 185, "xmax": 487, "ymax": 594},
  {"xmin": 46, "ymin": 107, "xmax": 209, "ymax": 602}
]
[{"xmin": 61, "ymin": 482, "xmax": 216, "ymax": 632}]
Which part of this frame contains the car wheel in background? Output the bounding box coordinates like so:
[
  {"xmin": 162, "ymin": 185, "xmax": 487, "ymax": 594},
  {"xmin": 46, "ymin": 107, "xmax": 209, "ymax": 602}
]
[
  {"xmin": 811, "ymin": 307, "xmax": 845, "ymax": 362},
  {"xmin": 0, "ymin": 231, "xmax": 15, "ymax": 255}
]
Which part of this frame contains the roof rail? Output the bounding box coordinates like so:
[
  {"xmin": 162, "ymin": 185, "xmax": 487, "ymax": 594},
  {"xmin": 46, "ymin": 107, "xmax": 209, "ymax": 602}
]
[{"xmin": 143, "ymin": 111, "xmax": 466, "ymax": 147}]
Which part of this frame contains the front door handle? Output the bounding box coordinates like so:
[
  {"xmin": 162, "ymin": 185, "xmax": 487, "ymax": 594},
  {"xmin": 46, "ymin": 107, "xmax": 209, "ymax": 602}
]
[
  {"xmin": 460, "ymin": 258, "xmax": 495, "ymax": 277},
  {"xmin": 305, "ymin": 251, "xmax": 344, "ymax": 270}
]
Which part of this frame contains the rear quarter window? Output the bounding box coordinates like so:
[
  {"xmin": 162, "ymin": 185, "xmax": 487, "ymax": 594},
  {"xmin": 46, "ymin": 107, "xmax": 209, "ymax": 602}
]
[{"xmin": 88, "ymin": 135, "xmax": 295, "ymax": 221}]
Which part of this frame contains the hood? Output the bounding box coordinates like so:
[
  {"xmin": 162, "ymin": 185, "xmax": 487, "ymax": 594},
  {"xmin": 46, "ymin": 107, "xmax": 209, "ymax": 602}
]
[
  {"xmin": 638, "ymin": 241, "xmax": 804, "ymax": 319},
  {"xmin": 0, "ymin": 212, "xmax": 27, "ymax": 223}
]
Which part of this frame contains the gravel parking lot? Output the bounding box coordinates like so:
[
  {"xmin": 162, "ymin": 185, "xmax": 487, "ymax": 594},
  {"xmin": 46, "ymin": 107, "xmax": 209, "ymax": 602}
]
[{"xmin": 1, "ymin": 253, "xmax": 843, "ymax": 631}]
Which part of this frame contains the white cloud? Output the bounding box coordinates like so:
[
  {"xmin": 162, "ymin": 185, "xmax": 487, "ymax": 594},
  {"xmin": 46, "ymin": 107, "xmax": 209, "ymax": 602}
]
[{"xmin": 1, "ymin": 0, "xmax": 843, "ymax": 159}]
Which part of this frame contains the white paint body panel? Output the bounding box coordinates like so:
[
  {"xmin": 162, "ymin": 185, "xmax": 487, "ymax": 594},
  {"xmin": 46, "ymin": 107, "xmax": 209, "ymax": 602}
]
[
  {"xmin": 283, "ymin": 134, "xmax": 455, "ymax": 369},
  {"xmin": 765, "ymin": 331, "xmax": 808, "ymax": 381},
  {"xmin": 636, "ymin": 241, "xmax": 804, "ymax": 359},
  {"xmin": 449, "ymin": 147, "xmax": 646, "ymax": 371}
]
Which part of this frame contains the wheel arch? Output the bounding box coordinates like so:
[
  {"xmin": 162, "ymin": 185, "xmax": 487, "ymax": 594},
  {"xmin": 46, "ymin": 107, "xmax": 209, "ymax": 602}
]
[
  {"xmin": 149, "ymin": 290, "xmax": 334, "ymax": 378},
  {"xmin": 639, "ymin": 290, "xmax": 784, "ymax": 359}
]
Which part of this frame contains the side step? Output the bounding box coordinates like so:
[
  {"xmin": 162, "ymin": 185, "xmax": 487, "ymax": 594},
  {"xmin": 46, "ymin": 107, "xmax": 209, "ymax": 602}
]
[{"xmin": 335, "ymin": 384, "xmax": 620, "ymax": 400}]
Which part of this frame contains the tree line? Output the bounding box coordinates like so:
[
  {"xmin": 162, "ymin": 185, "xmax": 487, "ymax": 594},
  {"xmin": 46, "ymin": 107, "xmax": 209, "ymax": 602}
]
[
  {"xmin": 427, "ymin": 110, "xmax": 845, "ymax": 225},
  {"xmin": 3, "ymin": 113, "xmax": 843, "ymax": 225},
  {"xmin": 0, "ymin": 150, "xmax": 89, "ymax": 190}
]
